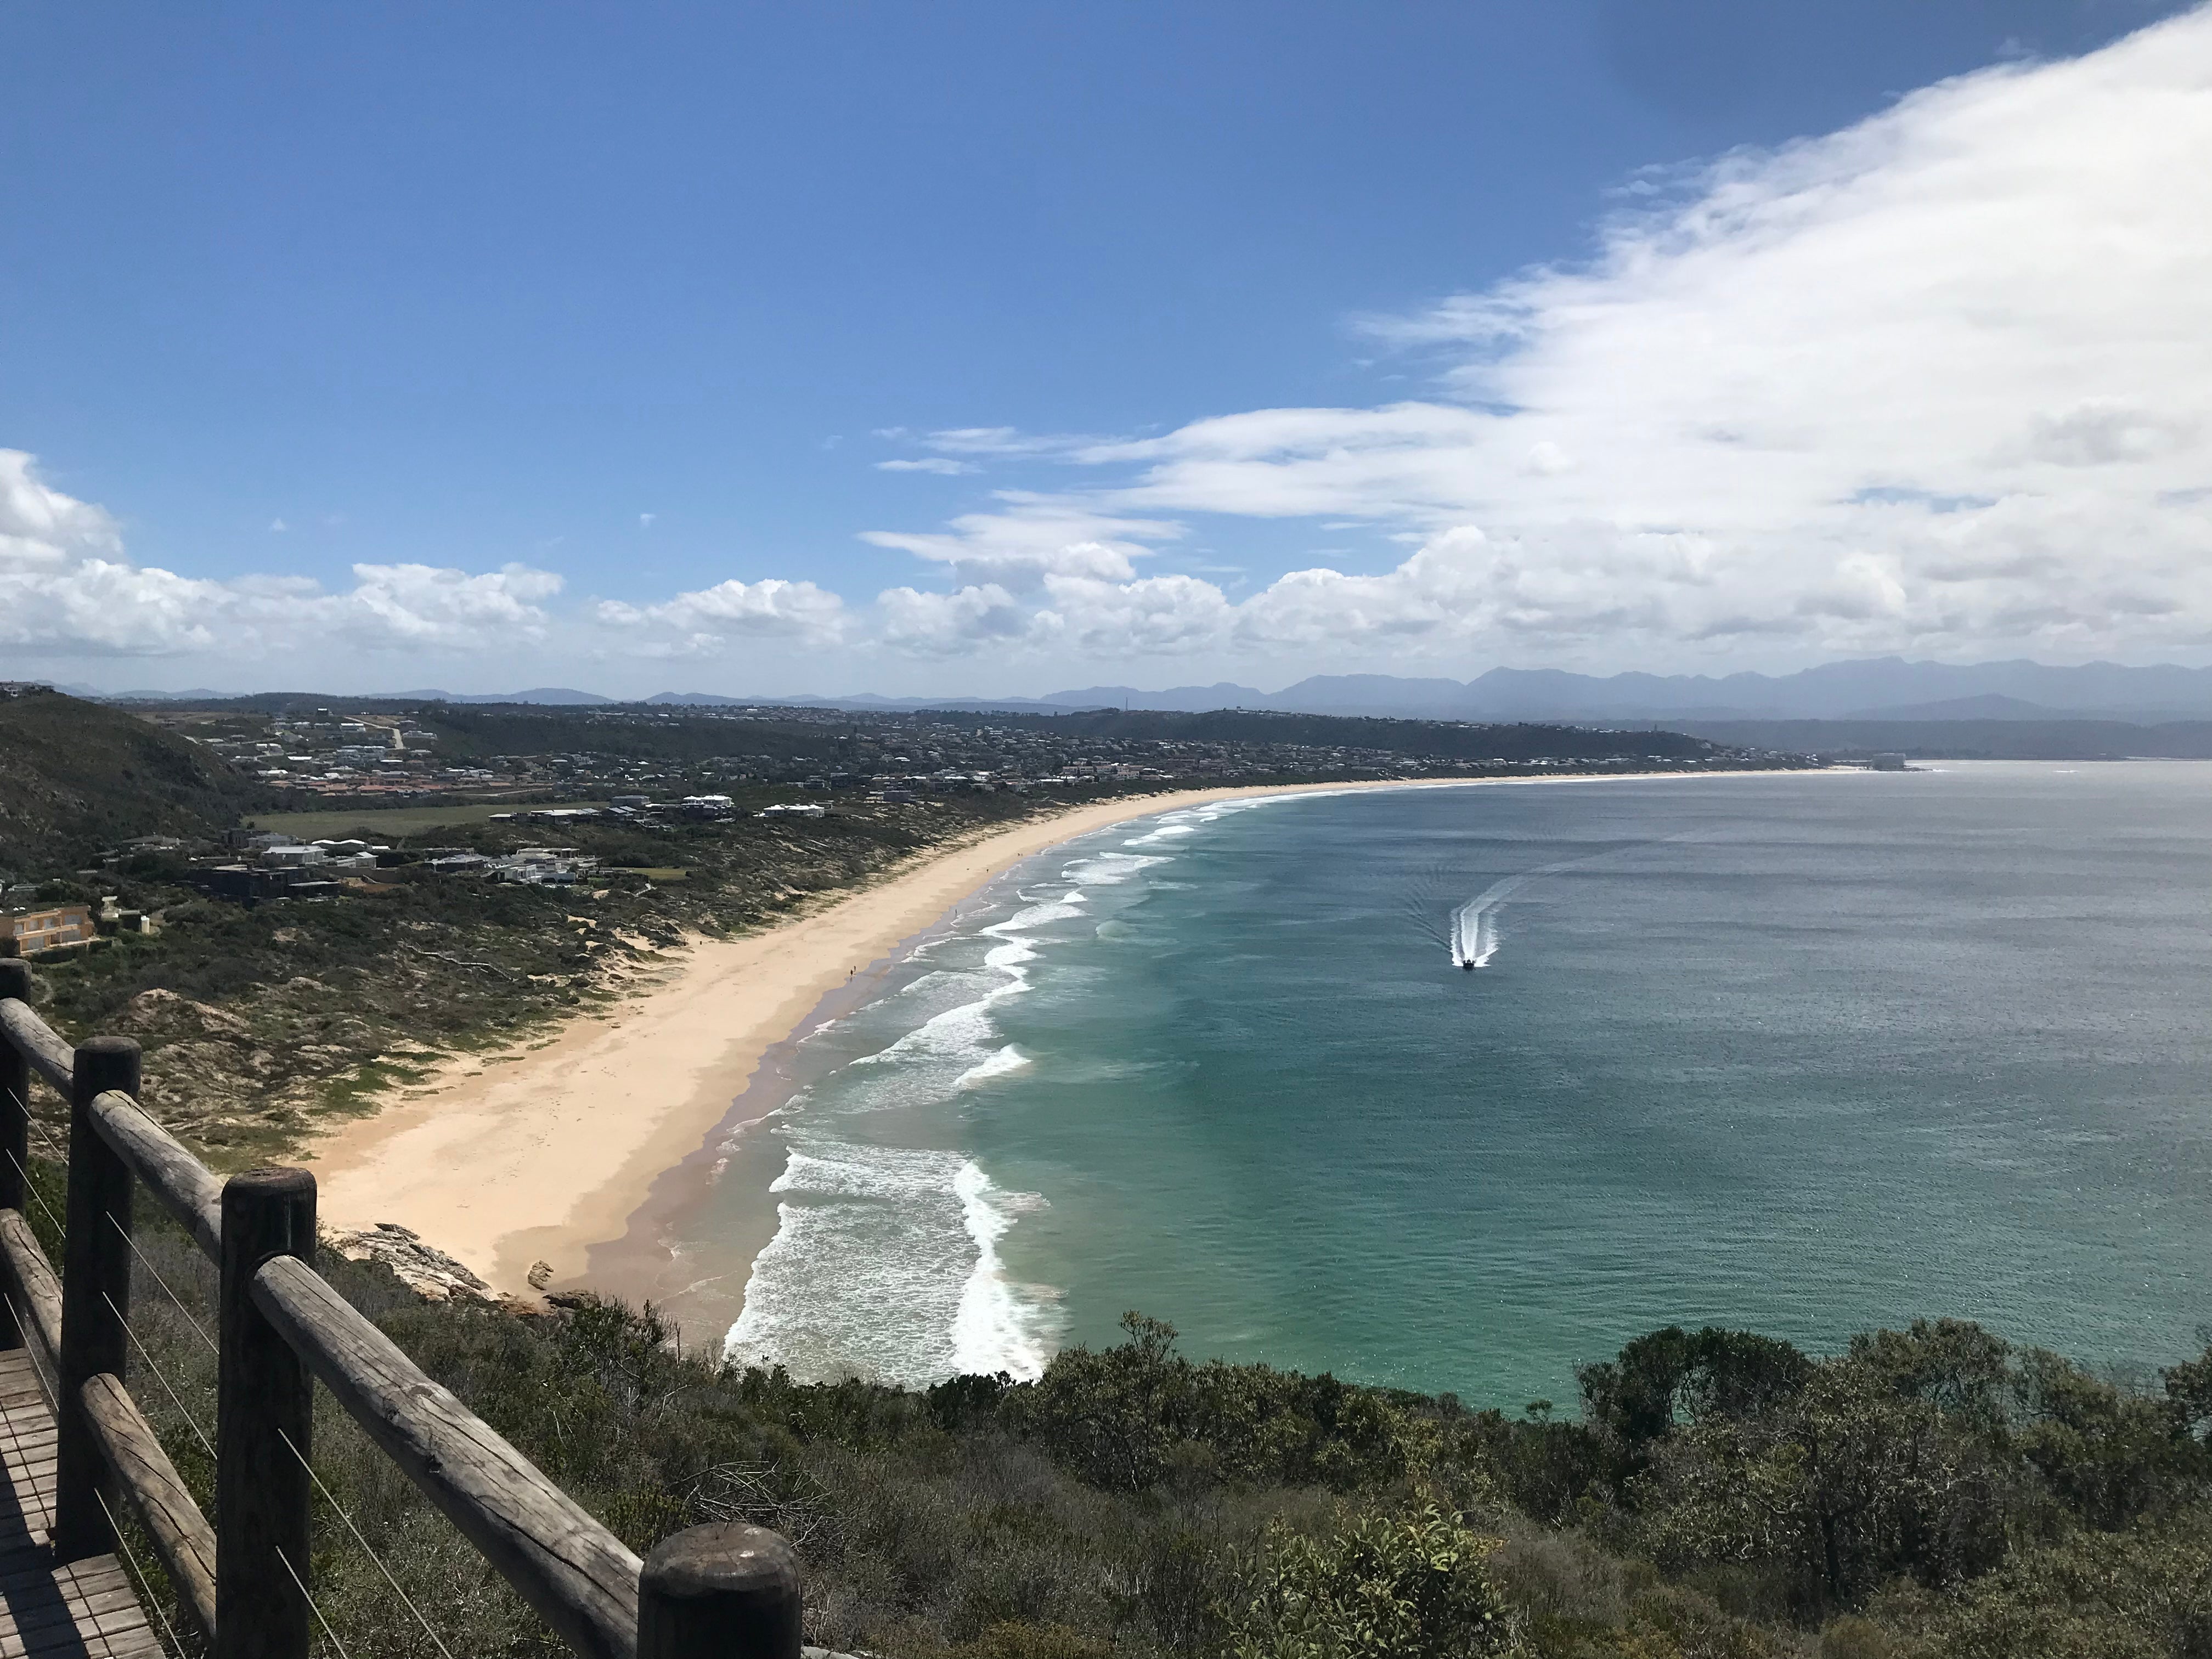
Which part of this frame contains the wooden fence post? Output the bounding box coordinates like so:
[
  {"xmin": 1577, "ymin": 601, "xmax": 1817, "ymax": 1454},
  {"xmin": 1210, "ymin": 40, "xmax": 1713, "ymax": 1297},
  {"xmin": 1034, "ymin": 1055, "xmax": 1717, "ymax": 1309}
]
[
  {"xmin": 218, "ymin": 1166, "xmax": 317, "ymax": 1659},
  {"xmin": 0, "ymin": 953, "xmax": 29, "ymax": 1350},
  {"xmin": 54, "ymin": 1033, "xmax": 139, "ymax": 1561},
  {"xmin": 637, "ymin": 1522, "xmax": 803, "ymax": 1658}
]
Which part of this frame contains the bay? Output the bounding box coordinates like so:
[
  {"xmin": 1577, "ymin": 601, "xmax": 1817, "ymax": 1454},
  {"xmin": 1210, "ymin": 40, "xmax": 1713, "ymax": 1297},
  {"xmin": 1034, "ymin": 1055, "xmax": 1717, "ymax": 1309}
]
[{"xmin": 691, "ymin": 761, "xmax": 2212, "ymax": 1405}]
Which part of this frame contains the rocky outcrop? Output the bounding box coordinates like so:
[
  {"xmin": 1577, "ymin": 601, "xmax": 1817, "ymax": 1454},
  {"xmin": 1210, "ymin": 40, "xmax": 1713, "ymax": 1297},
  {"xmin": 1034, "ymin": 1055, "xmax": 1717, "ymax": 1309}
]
[{"xmin": 326, "ymin": 1221, "xmax": 500, "ymax": 1304}]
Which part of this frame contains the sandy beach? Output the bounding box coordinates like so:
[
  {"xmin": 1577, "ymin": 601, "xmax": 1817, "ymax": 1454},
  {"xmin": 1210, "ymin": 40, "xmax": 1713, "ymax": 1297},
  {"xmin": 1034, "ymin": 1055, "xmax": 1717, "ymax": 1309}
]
[{"xmin": 307, "ymin": 780, "xmax": 1451, "ymax": 1296}]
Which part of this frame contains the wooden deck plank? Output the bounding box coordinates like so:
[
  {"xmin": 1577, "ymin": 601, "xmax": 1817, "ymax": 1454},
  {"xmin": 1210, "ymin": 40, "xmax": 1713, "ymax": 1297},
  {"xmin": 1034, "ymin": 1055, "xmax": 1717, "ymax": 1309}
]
[{"xmin": 0, "ymin": 1348, "xmax": 165, "ymax": 1657}]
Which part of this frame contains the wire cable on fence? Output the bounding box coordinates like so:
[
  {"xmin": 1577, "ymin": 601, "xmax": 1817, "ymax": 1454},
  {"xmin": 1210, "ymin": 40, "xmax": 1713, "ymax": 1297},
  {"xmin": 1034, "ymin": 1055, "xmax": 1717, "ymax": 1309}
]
[
  {"xmin": 104, "ymin": 1210, "xmax": 219, "ymax": 1355},
  {"xmin": 12, "ymin": 1081, "xmax": 223, "ymax": 1361},
  {"xmin": 277, "ymin": 1542, "xmax": 356, "ymax": 1659},
  {"xmin": 96, "ymin": 1485, "xmax": 186, "ymax": 1659},
  {"xmin": 9, "ymin": 1082, "xmax": 65, "ymax": 1163},
  {"xmin": 13, "ymin": 1079, "xmax": 224, "ymax": 1364},
  {"xmin": 101, "ymin": 1291, "xmax": 215, "ymax": 1462},
  {"xmin": 10, "ymin": 1061, "xmax": 443, "ymax": 1659},
  {"xmin": 6, "ymin": 1088, "xmax": 74, "ymax": 1249},
  {"xmin": 1, "ymin": 1289, "xmax": 58, "ymax": 1400},
  {"xmin": 2, "ymin": 1146, "xmax": 65, "ymax": 1238},
  {"xmin": 276, "ymin": 1424, "xmax": 459, "ymax": 1659}
]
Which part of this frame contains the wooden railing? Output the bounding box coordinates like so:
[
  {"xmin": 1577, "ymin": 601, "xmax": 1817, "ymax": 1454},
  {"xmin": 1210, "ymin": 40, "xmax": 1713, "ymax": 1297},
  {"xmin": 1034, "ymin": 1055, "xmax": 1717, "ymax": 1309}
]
[{"xmin": 0, "ymin": 954, "xmax": 804, "ymax": 1658}]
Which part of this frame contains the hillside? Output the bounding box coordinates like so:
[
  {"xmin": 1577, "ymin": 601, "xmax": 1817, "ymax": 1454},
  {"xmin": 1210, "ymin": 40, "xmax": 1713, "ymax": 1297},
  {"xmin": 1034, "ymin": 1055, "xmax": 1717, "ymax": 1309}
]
[{"xmin": 0, "ymin": 687, "xmax": 273, "ymax": 877}]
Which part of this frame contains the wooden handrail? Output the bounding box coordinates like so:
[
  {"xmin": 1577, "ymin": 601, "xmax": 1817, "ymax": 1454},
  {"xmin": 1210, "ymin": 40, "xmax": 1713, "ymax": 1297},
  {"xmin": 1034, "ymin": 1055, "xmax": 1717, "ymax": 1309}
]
[
  {"xmin": 0, "ymin": 998, "xmax": 74, "ymax": 1094},
  {"xmin": 81, "ymin": 1370, "xmax": 220, "ymax": 1643},
  {"xmin": 88, "ymin": 1088, "xmax": 223, "ymax": 1262},
  {"xmin": 1, "ymin": 1209, "xmax": 219, "ymax": 1646},
  {"xmin": 0, "ymin": 1208, "xmax": 63, "ymax": 1379},
  {"xmin": 0, "ymin": 981, "xmax": 801, "ymax": 1659},
  {"xmin": 252, "ymin": 1252, "xmax": 645, "ymax": 1658}
]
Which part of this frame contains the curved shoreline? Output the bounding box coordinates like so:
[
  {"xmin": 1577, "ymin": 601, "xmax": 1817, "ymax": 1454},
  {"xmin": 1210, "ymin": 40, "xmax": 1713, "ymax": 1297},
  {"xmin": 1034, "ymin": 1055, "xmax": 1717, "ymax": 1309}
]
[
  {"xmin": 304, "ymin": 782, "xmax": 1435, "ymax": 1296},
  {"xmin": 305, "ymin": 770, "xmax": 1813, "ymax": 1302}
]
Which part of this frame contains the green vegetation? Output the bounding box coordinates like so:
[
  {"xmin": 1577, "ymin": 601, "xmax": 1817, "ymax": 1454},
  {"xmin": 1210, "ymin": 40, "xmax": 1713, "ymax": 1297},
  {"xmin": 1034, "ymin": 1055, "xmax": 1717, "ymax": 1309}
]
[
  {"xmin": 0, "ymin": 689, "xmax": 275, "ymax": 874},
  {"xmin": 56, "ymin": 1159, "xmax": 2212, "ymax": 1659},
  {"xmin": 22, "ymin": 792, "xmax": 1046, "ymax": 1156},
  {"xmin": 239, "ymin": 802, "xmax": 618, "ymax": 838}
]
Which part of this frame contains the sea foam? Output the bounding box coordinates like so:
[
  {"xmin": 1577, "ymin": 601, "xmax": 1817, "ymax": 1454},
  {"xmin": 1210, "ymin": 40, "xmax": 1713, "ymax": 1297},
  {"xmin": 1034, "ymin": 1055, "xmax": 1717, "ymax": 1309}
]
[{"xmin": 724, "ymin": 798, "xmax": 1252, "ymax": 1385}]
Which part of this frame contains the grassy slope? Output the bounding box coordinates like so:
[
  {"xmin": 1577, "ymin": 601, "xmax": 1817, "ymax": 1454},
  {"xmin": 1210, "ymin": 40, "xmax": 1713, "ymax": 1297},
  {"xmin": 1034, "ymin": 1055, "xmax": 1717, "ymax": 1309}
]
[
  {"xmin": 0, "ymin": 690, "xmax": 275, "ymax": 877},
  {"xmin": 240, "ymin": 801, "xmax": 619, "ymax": 838}
]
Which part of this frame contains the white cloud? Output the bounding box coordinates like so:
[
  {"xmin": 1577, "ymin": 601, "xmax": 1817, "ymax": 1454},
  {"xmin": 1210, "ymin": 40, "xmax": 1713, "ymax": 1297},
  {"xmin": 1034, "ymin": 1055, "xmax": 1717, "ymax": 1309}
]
[
  {"xmin": 876, "ymin": 458, "xmax": 978, "ymax": 476},
  {"xmin": 594, "ymin": 577, "xmax": 847, "ymax": 656},
  {"xmin": 1, "ymin": 450, "xmax": 123, "ymax": 572},
  {"xmin": 339, "ymin": 562, "xmax": 565, "ymax": 648},
  {"xmin": 0, "ymin": 449, "xmax": 560, "ymax": 658},
  {"xmin": 1038, "ymin": 573, "xmax": 1237, "ymax": 655},
  {"xmin": 860, "ymin": 495, "xmax": 1182, "ymax": 591},
  {"xmin": 913, "ymin": 427, "xmax": 1103, "ymax": 458},
  {"xmin": 858, "ymin": 8, "xmax": 2212, "ymax": 667},
  {"xmin": 877, "ymin": 583, "xmax": 1041, "ymax": 656}
]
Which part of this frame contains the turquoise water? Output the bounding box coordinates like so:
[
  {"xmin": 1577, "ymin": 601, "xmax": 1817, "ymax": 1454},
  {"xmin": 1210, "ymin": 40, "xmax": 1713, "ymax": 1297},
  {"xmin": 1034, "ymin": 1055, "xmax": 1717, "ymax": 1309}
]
[{"xmin": 699, "ymin": 764, "xmax": 2212, "ymax": 1405}]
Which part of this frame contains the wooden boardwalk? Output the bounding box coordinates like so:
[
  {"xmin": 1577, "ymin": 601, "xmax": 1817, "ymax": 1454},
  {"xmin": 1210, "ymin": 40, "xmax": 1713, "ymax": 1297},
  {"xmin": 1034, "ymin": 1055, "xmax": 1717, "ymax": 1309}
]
[{"xmin": 0, "ymin": 1350, "xmax": 160, "ymax": 1658}]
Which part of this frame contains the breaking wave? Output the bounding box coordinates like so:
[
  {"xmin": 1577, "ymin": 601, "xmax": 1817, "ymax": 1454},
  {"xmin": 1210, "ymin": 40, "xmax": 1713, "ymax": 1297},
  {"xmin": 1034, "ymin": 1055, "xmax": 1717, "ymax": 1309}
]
[
  {"xmin": 725, "ymin": 1143, "xmax": 1057, "ymax": 1385},
  {"xmin": 724, "ymin": 799, "xmax": 1291, "ymax": 1384}
]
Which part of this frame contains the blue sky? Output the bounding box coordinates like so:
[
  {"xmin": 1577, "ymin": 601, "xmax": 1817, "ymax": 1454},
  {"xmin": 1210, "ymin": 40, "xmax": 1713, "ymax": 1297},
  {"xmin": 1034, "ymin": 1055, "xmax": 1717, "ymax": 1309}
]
[{"xmin": 4, "ymin": 1, "xmax": 2207, "ymax": 695}]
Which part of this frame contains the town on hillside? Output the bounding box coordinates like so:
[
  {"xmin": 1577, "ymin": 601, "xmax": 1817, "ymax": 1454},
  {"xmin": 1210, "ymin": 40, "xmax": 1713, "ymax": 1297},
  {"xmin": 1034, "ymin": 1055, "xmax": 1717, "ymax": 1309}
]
[{"xmin": 1, "ymin": 689, "xmax": 1809, "ymax": 930}]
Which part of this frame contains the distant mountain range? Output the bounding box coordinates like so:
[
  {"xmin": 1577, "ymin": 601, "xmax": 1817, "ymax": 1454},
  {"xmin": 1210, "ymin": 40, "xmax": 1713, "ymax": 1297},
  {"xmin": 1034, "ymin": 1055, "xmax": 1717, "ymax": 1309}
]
[
  {"xmin": 70, "ymin": 657, "xmax": 2212, "ymax": 724},
  {"xmin": 1019, "ymin": 662, "xmax": 2212, "ymax": 723}
]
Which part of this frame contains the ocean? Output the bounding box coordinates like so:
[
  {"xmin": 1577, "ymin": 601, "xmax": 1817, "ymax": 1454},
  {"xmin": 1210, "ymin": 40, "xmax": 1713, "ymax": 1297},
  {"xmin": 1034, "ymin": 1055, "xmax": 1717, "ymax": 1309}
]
[{"xmin": 644, "ymin": 762, "xmax": 2212, "ymax": 1407}]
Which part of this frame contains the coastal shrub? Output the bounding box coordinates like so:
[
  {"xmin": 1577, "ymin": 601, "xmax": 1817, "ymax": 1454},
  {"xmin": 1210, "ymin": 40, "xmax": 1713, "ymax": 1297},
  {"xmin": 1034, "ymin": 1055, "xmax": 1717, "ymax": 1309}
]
[
  {"xmin": 1817, "ymin": 1614, "xmax": 1900, "ymax": 1658},
  {"xmin": 1628, "ymin": 1354, "xmax": 2015, "ymax": 1614},
  {"xmin": 1489, "ymin": 1526, "xmax": 1638, "ymax": 1632},
  {"xmin": 1917, "ymin": 1508, "xmax": 2212, "ymax": 1659},
  {"xmin": 2013, "ymin": 1347, "xmax": 2201, "ymax": 1532},
  {"xmin": 1005, "ymin": 1312, "xmax": 1431, "ymax": 1494},
  {"xmin": 949, "ymin": 1621, "xmax": 1116, "ymax": 1659},
  {"xmin": 1602, "ymin": 1585, "xmax": 1782, "ymax": 1658},
  {"xmin": 1459, "ymin": 1409, "xmax": 1612, "ymax": 1527},
  {"xmin": 1221, "ymin": 1499, "xmax": 1523, "ymax": 1658},
  {"xmin": 1577, "ymin": 1326, "xmax": 1813, "ymax": 1456}
]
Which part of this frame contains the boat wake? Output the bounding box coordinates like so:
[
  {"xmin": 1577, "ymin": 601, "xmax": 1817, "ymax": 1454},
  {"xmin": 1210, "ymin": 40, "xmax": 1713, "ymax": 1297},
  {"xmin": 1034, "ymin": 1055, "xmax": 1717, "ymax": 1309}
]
[
  {"xmin": 1448, "ymin": 873, "xmax": 1524, "ymax": 968},
  {"xmin": 1449, "ymin": 836, "xmax": 1692, "ymax": 969}
]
